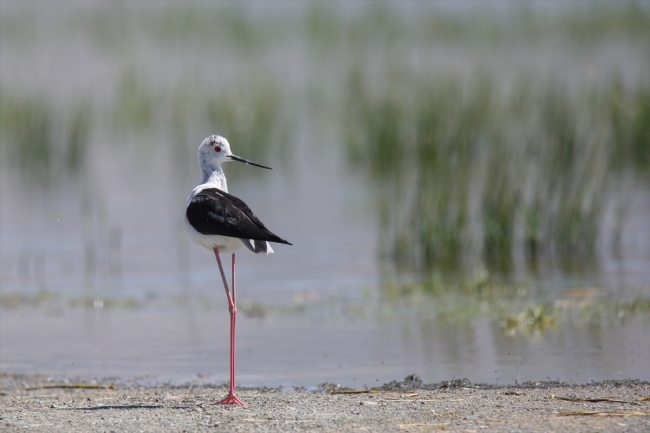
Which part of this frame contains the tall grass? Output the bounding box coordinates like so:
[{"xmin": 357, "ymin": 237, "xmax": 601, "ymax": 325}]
[
  {"xmin": 1, "ymin": 69, "xmax": 286, "ymax": 184},
  {"xmin": 205, "ymin": 77, "xmax": 283, "ymax": 163},
  {"xmin": 344, "ymin": 73, "xmax": 649, "ymax": 272},
  {"xmin": 0, "ymin": 97, "xmax": 52, "ymax": 181},
  {"xmin": 303, "ymin": 2, "xmax": 650, "ymax": 49},
  {"xmin": 0, "ymin": 95, "xmax": 92, "ymax": 183}
]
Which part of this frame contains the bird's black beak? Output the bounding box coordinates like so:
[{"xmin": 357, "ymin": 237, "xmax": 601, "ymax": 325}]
[{"xmin": 227, "ymin": 154, "xmax": 272, "ymax": 170}]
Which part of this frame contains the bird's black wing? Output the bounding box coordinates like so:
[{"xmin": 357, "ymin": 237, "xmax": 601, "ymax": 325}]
[{"xmin": 186, "ymin": 188, "xmax": 292, "ymax": 245}]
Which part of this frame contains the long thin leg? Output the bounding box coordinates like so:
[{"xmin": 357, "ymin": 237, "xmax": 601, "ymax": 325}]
[
  {"xmin": 230, "ymin": 253, "xmax": 237, "ymax": 392},
  {"xmin": 212, "ymin": 248, "xmax": 245, "ymax": 406}
]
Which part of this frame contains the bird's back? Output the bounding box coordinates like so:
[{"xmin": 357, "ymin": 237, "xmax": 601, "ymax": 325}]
[{"xmin": 185, "ymin": 186, "xmax": 291, "ymax": 254}]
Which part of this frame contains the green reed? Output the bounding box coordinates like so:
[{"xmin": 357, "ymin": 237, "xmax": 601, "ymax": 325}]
[
  {"xmin": 607, "ymin": 80, "xmax": 650, "ymax": 171},
  {"xmin": 303, "ymin": 2, "xmax": 650, "ymax": 50},
  {"xmin": 114, "ymin": 69, "xmax": 154, "ymax": 132},
  {"xmin": 0, "ymin": 94, "xmax": 92, "ymax": 183},
  {"xmin": 1, "ymin": 71, "xmax": 285, "ymax": 185},
  {"xmin": 205, "ymin": 77, "xmax": 283, "ymax": 163},
  {"xmin": 344, "ymin": 73, "xmax": 649, "ymax": 271},
  {"xmin": 0, "ymin": 97, "xmax": 52, "ymax": 181},
  {"xmin": 380, "ymin": 275, "xmax": 650, "ymax": 336},
  {"xmin": 66, "ymin": 101, "xmax": 92, "ymax": 172}
]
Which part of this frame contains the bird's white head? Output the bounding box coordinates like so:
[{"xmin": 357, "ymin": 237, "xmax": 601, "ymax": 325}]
[
  {"xmin": 197, "ymin": 135, "xmax": 272, "ymax": 174},
  {"xmin": 198, "ymin": 135, "xmax": 232, "ymax": 171}
]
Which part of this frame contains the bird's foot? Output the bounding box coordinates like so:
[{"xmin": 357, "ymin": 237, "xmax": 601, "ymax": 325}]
[{"xmin": 212, "ymin": 393, "xmax": 245, "ymax": 406}]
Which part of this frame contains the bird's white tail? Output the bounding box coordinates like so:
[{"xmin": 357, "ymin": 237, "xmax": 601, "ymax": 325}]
[{"xmin": 242, "ymin": 239, "xmax": 274, "ymax": 255}]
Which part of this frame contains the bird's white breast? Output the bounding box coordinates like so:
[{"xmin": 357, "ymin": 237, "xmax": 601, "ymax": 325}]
[{"xmin": 184, "ymin": 217, "xmax": 244, "ymax": 253}]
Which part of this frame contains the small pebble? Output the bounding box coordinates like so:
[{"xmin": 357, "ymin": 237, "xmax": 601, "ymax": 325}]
[
  {"xmin": 360, "ymin": 401, "xmax": 378, "ymax": 406},
  {"xmin": 164, "ymin": 395, "xmax": 183, "ymax": 402}
]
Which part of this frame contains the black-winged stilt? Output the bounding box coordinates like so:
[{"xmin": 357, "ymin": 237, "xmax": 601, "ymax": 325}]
[{"xmin": 185, "ymin": 135, "xmax": 291, "ymax": 405}]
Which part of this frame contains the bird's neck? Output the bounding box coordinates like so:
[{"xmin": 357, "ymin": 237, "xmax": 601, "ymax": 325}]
[{"xmin": 201, "ymin": 165, "xmax": 228, "ymax": 192}]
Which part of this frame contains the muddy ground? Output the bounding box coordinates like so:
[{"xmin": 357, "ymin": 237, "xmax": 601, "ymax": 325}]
[{"xmin": 0, "ymin": 374, "xmax": 648, "ymax": 432}]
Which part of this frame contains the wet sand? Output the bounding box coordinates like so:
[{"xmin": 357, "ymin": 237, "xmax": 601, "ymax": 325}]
[{"xmin": 1, "ymin": 374, "xmax": 648, "ymax": 432}]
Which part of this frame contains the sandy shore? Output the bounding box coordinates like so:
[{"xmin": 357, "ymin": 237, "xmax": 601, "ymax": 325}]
[{"xmin": 1, "ymin": 374, "xmax": 648, "ymax": 432}]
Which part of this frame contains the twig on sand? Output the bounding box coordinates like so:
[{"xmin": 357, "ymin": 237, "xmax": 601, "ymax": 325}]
[
  {"xmin": 381, "ymin": 393, "xmax": 420, "ymax": 400},
  {"xmin": 382, "ymin": 399, "xmax": 440, "ymax": 402},
  {"xmin": 13, "ymin": 394, "xmax": 59, "ymax": 400},
  {"xmin": 329, "ymin": 390, "xmax": 380, "ymax": 394},
  {"xmin": 397, "ymin": 422, "xmax": 449, "ymax": 430},
  {"xmin": 549, "ymin": 395, "xmax": 638, "ymax": 405},
  {"xmin": 25, "ymin": 384, "xmax": 116, "ymax": 391},
  {"xmin": 329, "ymin": 390, "xmax": 421, "ymax": 399},
  {"xmin": 558, "ymin": 411, "xmax": 649, "ymax": 417}
]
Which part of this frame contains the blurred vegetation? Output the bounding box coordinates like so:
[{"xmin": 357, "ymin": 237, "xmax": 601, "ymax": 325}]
[
  {"xmin": 3, "ymin": 282, "xmax": 648, "ymax": 339},
  {"xmin": 1, "ymin": 4, "xmax": 290, "ymax": 185},
  {"xmin": 71, "ymin": 3, "xmax": 275, "ymax": 53},
  {"xmin": 344, "ymin": 72, "xmax": 650, "ymax": 272},
  {"xmin": 380, "ymin": 275, "xmax": 650, "ymax": 337},
  {"xmin": 1, "ymin": 1, "xmax": 648, "ymax": 269},
  {"xmin": 0, "ymin": 96, "xmax": 52, "ymax": 182},
  {"xmin": 206, "ymin": 77, "xmax": 284, "ymax": 163},
  {"xmin": 114, "ymin": 69, "xmax": 154, "ymax": 132},
  {"xmin": 0, "ymin": 291, "xmax": 141, "ymax": 310},
  {"xmin": 0, "ymin": 71, "xmax": 285, "ymax": 183},
  {"xmin": 0, "ymin": 94, "xmax": 92, "ymax": 184},
  {"xmin": 297, "ymin": 1, "xmax": 650, "ymax": 51}
]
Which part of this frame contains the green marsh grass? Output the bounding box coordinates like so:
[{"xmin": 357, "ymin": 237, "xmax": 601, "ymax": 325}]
[
  {"xmin": 2, "ymin": 1, "xmax": 647, "ymax": 273},
  {"xmin": 302, "ymin": 2, "xmax": 650, "ymax": 51},
  {"xmin": 65, "ymin": 101, "xmax": 92, "ymax": 172},
  {"xmin": 1, "ymin": 71, "xmax": 287, "ymax": 184},
  {"xmin": 345, "ymin": 74, "xmax": 650, "ymax": 272},
  {"xmin": 114, "ymin": 69, "xmax": 154, "ymax": 132},
  {"xmin": 380, "ymin": 276, "xmax": 650, "ymax": 336},
  {"xmin": 0, "ymin": 291, "xmax": 141, "ymax": 310},
  {"xmin": 205, "ymin": 77, "xmax": 284, "ymax": 163},
  {"xmin": 0, "ymin": 96, "xmax": 52, "ymax": 182},
  {"xmin": 0, "ymin": 94, "xmax": 93, "ymax": 183}
]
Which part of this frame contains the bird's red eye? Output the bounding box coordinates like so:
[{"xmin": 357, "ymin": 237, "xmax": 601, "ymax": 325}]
[{"xmin": 215, "ymin": 146, "xmax": 221, "ymax": 152}]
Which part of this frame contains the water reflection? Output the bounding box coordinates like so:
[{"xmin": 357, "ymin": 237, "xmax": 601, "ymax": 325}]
[{"xmin": 1, "ymin": 1, "xmax": 649, "ymax": 386}]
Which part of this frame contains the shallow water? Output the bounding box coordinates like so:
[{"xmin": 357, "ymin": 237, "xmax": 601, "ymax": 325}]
[
  {"xmin": 1, "ymin": 2, "xmax": 649, "ymax": 387},
  {"xmin": 2, "ymin": 305, "xmax": 649, "ymax": 388}
]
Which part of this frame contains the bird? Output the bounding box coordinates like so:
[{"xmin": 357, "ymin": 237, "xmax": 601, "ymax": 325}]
[{"xmin": 184, "ymin": 135, "xmax": 291, "ymax": 406}]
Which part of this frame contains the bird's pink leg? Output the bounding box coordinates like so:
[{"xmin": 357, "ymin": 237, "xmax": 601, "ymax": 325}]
[{"xmin": 212, "ymin": 248, "xmax": 245, "ymax": 406}]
